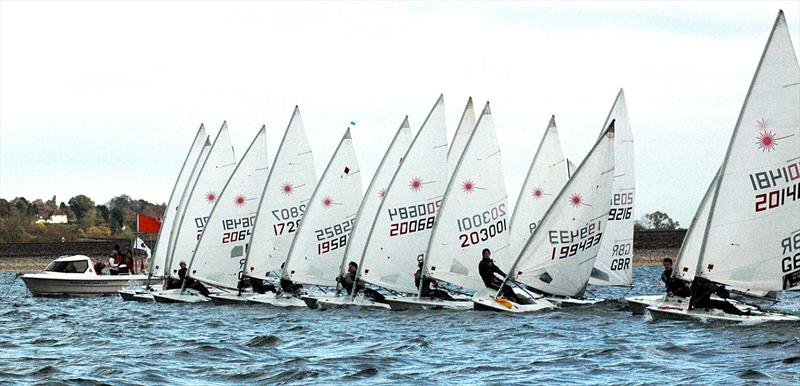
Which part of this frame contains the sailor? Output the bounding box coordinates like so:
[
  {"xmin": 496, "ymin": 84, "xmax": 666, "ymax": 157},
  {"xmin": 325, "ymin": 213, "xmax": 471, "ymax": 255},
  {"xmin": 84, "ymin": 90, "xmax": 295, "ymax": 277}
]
[
  {"xmin": 478, "ymin": 248, "xmax": 525, "ymax": 304},
  {"xmin": 176, "ymin": 260, "xmax": 211, "ymax": 296},
  {"xmin": 164, "ymin": 261, "xmax": 189, "ymax": 290},
  {"xmin": 337, "ymin": 261, "xmax": 386, "ymax": 303},
  {"xmin": 414, "ymin": 260, "xmax": 455, "ymax": 301},
  {"xmin": 661, "ymin": 258, "xmax": 673, "ymax": 291},
  {"xmin": 690, "ymin": 278, "xmax": 747, "ymax": 315}
]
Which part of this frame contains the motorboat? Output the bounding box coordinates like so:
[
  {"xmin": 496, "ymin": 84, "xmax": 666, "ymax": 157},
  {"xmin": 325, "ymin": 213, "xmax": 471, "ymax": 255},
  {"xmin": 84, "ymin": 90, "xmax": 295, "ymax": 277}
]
[{"xmin": 21, "ymin": 255, "xmax": 148, "ymax": 297}]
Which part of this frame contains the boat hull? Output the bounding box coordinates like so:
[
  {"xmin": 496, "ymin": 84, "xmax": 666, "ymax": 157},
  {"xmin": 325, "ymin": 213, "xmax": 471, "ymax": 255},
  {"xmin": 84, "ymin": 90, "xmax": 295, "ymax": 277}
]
[
  {"xmin": 471, "ymin": 288, "xmax": 556, "ymax": 313},
  {"xmin": 385, "ymin": 296, "xmax": 472, "ymax": 311},
  {"xmin": 646, "ymin": 297, "xmax": 800, "ymax": 324},
  {"xmin": 306, "ymin": 295, "xmax": 390, "ymax": 310},
  {"xmin": 625, "ymin": 294, "xmax": 666, "ymax": 315},
  {"xmin": 545, "ymin": 296, "xmax": 605, "ymax": 307},
  {"xmin": 22, "ymin": 274, "xmax": 148, "ymax": 297},
  {"xmin": 151, "ymin": 288, "xmax": 210, "ymax": 304},
  {"xmin": 246, "ymin": 293, "xmax": 306, "ymax": 308},
  {"xmin": 209, "ymin": 293, "xmax": 250, "ymax": 305}
]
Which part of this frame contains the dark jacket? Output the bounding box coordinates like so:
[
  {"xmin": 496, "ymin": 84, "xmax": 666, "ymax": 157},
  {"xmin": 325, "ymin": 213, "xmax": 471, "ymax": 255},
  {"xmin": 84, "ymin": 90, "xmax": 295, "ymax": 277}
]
[
  {"xmin": 479, "ymin": 258, "xmax": 506, "ymax": 288},
  {"xmin": 339, "ymin": 272, "xmax": 364, "ymax": 295},
  {"xmin": 661, "ymin": 268, "xmax": 673, "ymax": 290}
]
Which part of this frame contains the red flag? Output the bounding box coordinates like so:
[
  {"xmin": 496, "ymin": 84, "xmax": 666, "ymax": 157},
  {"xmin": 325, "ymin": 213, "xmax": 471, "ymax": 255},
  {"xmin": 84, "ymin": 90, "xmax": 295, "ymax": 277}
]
[{"xmin": 136, "ymin": 213, "xmax": 161, "ymax": 233}]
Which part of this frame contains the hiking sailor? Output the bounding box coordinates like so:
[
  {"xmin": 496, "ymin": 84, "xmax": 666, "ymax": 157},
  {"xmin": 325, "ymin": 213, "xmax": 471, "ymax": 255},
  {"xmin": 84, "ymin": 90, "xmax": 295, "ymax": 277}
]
[
  {"xmin": 337, "ymin": 261, "xmax": 386, "ymax": 303},
  {"xmin": 414, "ymin": 258, "xmax": 455, "ymax": 301},
  {"xmin": 478, "ymin": 248, "xmax": 526, "ymax": 304}
]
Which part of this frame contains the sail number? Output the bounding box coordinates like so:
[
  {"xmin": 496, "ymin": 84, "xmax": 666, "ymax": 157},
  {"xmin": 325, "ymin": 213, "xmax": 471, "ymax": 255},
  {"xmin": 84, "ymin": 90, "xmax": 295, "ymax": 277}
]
[
  {"xmin": 387, "ymin": 199, "xmax": 441, "ymax": 237},
  {"xmin": 551, "ymin": 233, "xmax": 603, "ymax": 260},
  {"xmin": 781, "ymin": 232, "xmax": 800, "ymax": 273},
  {"xmin": 456, "ymin": 203, "xmax": 508, "ymax": 248},
  {"xmin": 459, "ymin": 219, "xmax": 507, "ymax": 248},
  {"xmin": 272, "ymin": 204, "xmax": 306, "ymax": 236},
  {"xmin": 315, "ymin": 219, "xmax": 355, "ymax": 255},
  {"xmin": 549, "ymin": 220, "xmax": 603, "ymax": 260}
]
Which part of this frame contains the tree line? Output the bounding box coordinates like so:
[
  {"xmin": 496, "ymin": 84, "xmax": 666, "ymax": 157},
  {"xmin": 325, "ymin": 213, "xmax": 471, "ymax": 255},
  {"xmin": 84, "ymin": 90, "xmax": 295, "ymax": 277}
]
[{"xmin": 0, "ymin": 195, "xmax": 165, "ymax": 243}]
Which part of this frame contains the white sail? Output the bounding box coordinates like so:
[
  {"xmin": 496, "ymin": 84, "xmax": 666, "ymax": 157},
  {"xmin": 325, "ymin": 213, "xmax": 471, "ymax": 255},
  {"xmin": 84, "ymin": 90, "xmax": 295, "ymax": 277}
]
[
  {"xmin": 188, "ymin": 126, "xmax": 270, "ymax": 289},
  {"xmin": 508, "ymin": 116, "xmax": 569, "ymax": 259},
  {"xmin": 590, "ymin": 89, "xmax": 636, "ymax": 287},
  {"xmin": 673, "ymin": 168, "xmax": 720, "ymax": 282},
  {"xmin": 343, "ymin": 117, "xmax": 413, "ymax": 274},
  {"xmin": 511, "ymin": 121, "xmax": 616, "ymax": 297},
  {"xmin": 361, "ymin": 95, "xmax": 448, "ymax": 294},
  {"xmin": 284, "ymin": 129, "xmax": 362, "ymax": 287},
  {"xmin": 150, "ymin": 124, "xmax": 208, "ymax": 278},
  {"xmin": 245, "ymin": 107, "xmax": 317, "ymax": 280},
  {"xmin": 163, "ymin": 138, "xmax": 212, "ymax": 277},
  {"xmin": 426, "ymin": 102, "xmax": 509, "ymax": 291},
  {"xmin": 167, "ymin": 122, "xmax": 237, "ymax": 278},
  {"xmin": 698, "ymin": 11, "xmax": 800, "ymax": 293},
  {"xmin": 447, "ymin": 98, "xmax": 476, "ymax": 178}
]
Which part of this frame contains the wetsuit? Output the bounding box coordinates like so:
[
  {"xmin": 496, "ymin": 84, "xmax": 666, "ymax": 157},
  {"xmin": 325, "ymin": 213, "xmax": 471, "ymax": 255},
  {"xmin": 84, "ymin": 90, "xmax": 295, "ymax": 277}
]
[
  {"xmin": 478, "ymin": 258, "xmax": 525, "ymax": 304},
  {"xmin": 280, "ymin": 278, "xmax": 304, "ymax": 296},
  {"xmin": 338, "ymin": 272, "xmax": 386, "ymax": 303},
  {"xmin": 177, "ymin": 266, "xmax": 210, "ymax": 296},
  {"xmin": 414, "ymin": 267, "xmax": 455, "ymax": 301},
  {"xmin": 690, "ymin": 279, "xmax": 746, "ymax": 315},
  {"xmin": 661, "ymin": 267, "xmax": 673, "ymax": 292}
]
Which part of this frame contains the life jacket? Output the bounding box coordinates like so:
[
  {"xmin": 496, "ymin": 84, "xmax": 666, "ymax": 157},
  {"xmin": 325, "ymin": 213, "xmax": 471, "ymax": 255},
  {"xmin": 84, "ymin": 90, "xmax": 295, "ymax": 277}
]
[{"xmin": 114, "ymin": 254, "xmax": 123, "ymax": 265}]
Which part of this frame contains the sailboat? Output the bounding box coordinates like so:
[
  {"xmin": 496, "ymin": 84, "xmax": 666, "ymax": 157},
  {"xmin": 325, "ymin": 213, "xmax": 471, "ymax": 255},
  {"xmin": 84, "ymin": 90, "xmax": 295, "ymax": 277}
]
[
  {"xmin": 642, "ymin": 11, "xmax": 800, "ymax": 323},
  {"xmin": 306, "ymin": 117, "xmax": 413, "ymax": 310},
  {"xmin": 152, "ymin": 122, "xmax": 237, "ymax": 303},
  {"xmin": 269, "ymin": 128, "xmax": 362, "ymax": 305},
  {"xmin": 118, "ymin": 124, "xmax": 209, "ymax": 301},
  {"xmin": 589, "ymin": 89, "xmax": 636, "ymax": 290},
  {"xmin": 473, "ymin": 119, "xmax": 617, "ymax": 312},
  {"xmin": 174, "ymin": 126, "xmax": 271, "ymax": 304},
  {"xmin": 509, "ymin": 116, "xmax": 570, "ymax": 260},
  {"xmin": 243, "ymin": 107, "xmax": 317, "ymax": 307},
  {"xmin": 447, "ymin": 98, "xmax": 477, "ymax": 178},
  {"xmin": 387, "ymin": 102, "xmax": 508, "ymax": 310},
  {"xmin": 358, "ymin": 96, "xmax": 449, "ymax": 304}
]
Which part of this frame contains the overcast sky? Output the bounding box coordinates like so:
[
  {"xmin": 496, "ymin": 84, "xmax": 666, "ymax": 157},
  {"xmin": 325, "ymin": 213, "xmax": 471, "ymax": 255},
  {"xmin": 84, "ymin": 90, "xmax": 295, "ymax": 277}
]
[{"xmin": 1, "ymin": 1, "xmax": 798, "ymax": 225}]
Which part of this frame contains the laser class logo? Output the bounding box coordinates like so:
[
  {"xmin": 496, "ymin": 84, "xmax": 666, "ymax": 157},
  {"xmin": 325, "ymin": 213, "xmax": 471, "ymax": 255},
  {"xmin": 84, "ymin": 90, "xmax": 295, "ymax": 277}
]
[
  {"xmin": 569, "ymin": 193, "xmax": 585, "ymax": 208},
  {"xmin": 322, "ymin": 196, "xmax": 333, "ymax": 208},
  {"xmin": 755, "ymin": 118, "xmax": 777, "ymax": 152},
  {"xmin": 409, "ymin": 177, "xmax": 423, "ymax": 192},
  {"xmin": 281, "ymin": 182, "xmax": 294, "ymax": 195},
  {"xmin": 532, "ymin": 186, "xmax": 544, "ymax": 199},
  {"xmin": 205, "ymin": 191, "xmax": 217, "ymax": 203},
  {"xmin": 234, "ymin": 195, "xmax": 246, "ymax": 207},
  {"xmin": 461, "ymin": 179, "xmax": 475, "ymax": 194},
  {"xmin": 378, "ymin": 188, "xmax": 386, "ymax": 199}
]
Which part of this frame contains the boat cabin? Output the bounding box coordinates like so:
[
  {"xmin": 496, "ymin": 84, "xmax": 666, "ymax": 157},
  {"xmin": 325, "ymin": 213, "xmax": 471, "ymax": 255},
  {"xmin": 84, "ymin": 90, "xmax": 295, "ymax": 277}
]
[{"xmin": 43, "ymin": 255, "xmax": 94, "ymax": 275}]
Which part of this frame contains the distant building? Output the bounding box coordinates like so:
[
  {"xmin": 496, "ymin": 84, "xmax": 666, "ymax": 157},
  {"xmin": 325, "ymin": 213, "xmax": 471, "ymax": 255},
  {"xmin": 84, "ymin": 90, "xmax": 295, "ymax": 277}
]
[{"xmin": 36, "ymin": 209, "xmax": 68, "ymax": 224}]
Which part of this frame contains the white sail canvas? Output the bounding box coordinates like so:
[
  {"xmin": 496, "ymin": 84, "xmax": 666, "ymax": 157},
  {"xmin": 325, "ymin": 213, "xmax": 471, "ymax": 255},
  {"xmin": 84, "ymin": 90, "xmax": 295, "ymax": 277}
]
[
  {"xmin": 426, "ymin": 103, "xmax": 509, "ymax": 291},
  {"xmin": 151, "ymin": 125, "xmax": 208, "ymax": 278},
  {"xmin": 361, "ymin": 96, "xmax": 448, "ymax": 294},
  {"xmin": 167, "ymin": 123, "xmax": 237, "ymax": 278},
  {"xmin": 511, "ymin": 122, "xmax": 616, "ymax": 297},
  {"xmin": 284, "ymin": 129, "xmax": 362, "ymax": 287},
  {"xmin": 343, "ymin": 118, "xmax": 413, "ymax": 274},
  {"xmin": 188, "ymin": 126, "xmax": 270, "ymax": 289},
  {"xmin": 245, "ymin": 107, "xmax": 317, "ymax": 280},
  {"xmin": 509, "ymin": 116, "xmax": 569, "ymax": 259},
  {"xmin": 698, "ymin": 11, "xmax": 800, "ymax": 293},
  {"xmin": 447, "ymin": 98, "xmax": 476, "ymax": 178},
  {"xmin": 590, "ymin": 90, "xmax": 636, "ymax": 287}
]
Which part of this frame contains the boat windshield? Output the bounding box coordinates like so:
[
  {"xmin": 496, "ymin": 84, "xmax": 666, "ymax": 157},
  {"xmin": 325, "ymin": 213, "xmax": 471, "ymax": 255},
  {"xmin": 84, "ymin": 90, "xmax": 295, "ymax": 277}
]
[{"xmin": 45, "ymin": 260, "xmax": 89, "ymax": 273}]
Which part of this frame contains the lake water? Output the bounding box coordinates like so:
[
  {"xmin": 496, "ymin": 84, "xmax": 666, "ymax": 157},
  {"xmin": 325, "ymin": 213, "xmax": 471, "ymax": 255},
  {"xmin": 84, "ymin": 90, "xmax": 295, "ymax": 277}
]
[{"xmin": 1, "ymin": 266, "xmax": 799, "ymax": 385}]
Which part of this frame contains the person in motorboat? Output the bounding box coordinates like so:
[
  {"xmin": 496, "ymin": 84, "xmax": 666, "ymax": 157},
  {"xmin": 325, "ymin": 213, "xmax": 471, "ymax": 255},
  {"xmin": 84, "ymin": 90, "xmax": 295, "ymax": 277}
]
[
  {"xmin": 124, "ymin": 250, "xmax": 136, "ymax": 275},
  {"xmin": 118, "ymin": 252, "xmax": 130, "ymax": 274},
  {"xmin": 414, "ymin": 260, "xmax": 455, "ymax": 301},
  {"xmin": 689, "ymin": 278, "xmax": 748, "ymax": 316},
  {"xmin": 108, "ymin": 252, "xmax": 121, "ymax": 275},
  {"xmin": 478, "ymin": 248, "xmax": 527, "ymax": 304},
  {"xmin": 337, "ymin": 261, "xmax": 387, "ymax": 303},
  {"xmin": 93, "ymin": 259, "xmax": 106, "ymax": 275}
]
